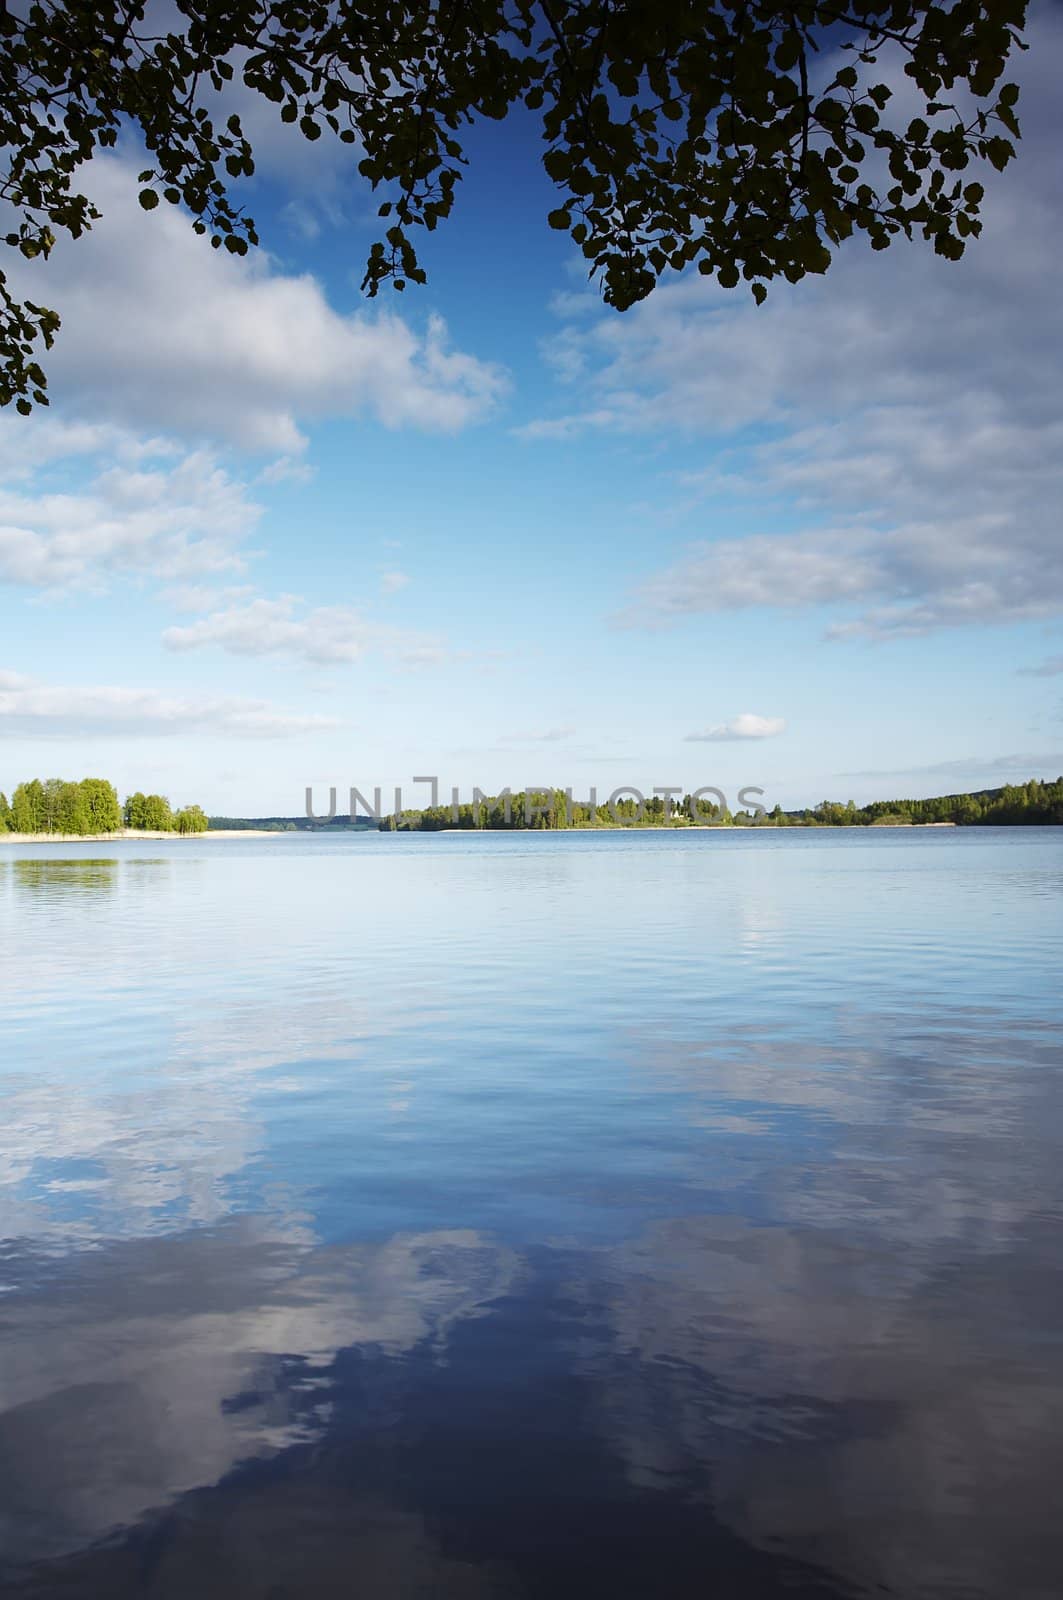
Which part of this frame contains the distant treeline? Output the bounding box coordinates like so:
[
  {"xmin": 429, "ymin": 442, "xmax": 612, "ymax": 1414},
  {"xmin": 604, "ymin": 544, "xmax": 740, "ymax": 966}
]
[
  {"xmin": 378, "ymin": 778, "xmax": 1063, "ymax": 831},
  {"xmin": 206, "ymin": 815, "xmax": 376, "ymax": 831},
  {"xmin": 794, "ymin": 777, "xmax": 1063, "ymax": 827},
  {"xmin": 382, "ymin": 792, "xmax": 735, "ymax": 831},
  {"xmin": 0, "ymin": 778, "xmax": 209, "ymax": 835},
  {"xmin": 10, "ymin": 778, "xmax": 1053, "ymax": 837}
]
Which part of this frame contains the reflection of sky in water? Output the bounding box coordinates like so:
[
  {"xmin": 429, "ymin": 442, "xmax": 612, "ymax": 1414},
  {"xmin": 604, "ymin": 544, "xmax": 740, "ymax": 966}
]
[{"xmin": 0, "ymin": 829, "xmax": 1061, "ymax": 1597}]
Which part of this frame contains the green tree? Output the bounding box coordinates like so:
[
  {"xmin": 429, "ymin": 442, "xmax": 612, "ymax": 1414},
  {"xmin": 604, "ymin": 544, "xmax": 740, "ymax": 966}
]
[
  {"xmin": 951, "ymin": 793, "xmax": 982, "ymax": 823},
  {"xmin": 124, "ymin": 792, "xmax": 175, "ymax": 831},
  {"xmin": 39, "ymin": 778, "xmax": 65, "ymax": 833},
  {"xmin": 62, "ymin": 780, "xmax": 92, "ymax": 834},
  {"xmin": 10, "ymin": 778, "xmax": 45, "ymax": 834},
  {"xmin": 0, "ymin": 791, "xmax": 10, "ymax": 833},
  {"xmin": 79, "ymin": 778, "xmax": 123, "ymax": 833},
  {"xmin": 174, "ymin": 804, "xmax": 209, "ymax": 834},
  {"xmin": 813, "ymin": 798, "xmax": 868, "ymax": 825},
  {"xmin": 694, "ymin": 797, "xmax": 722, "ymax": 823},
  {"xmin": 0, "ymin": 0, "xmax": 1027, "ymax": 411}
]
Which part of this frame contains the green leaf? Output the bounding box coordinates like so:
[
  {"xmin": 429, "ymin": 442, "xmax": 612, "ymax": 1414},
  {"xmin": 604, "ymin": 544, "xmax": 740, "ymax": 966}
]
[
  {"xmin": 138, "ymin": 190, "xmax": 159, "ymax": 210},
  {"xmin": 547, "ymin": 208, "xmax": 571, "ymax": 230}
]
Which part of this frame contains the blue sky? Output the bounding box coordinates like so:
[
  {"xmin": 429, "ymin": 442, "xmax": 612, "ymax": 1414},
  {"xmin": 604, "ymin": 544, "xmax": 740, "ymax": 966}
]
[{"xmin": 1, "ymin": 9, "xmax": 1062, "ymax": 816}]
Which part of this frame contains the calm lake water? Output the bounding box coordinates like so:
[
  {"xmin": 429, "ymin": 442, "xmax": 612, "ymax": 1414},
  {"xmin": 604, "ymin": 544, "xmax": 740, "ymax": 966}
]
[{"xmin": 1, "ymin": 828, "xmax": 1061, "ymax": 1598}]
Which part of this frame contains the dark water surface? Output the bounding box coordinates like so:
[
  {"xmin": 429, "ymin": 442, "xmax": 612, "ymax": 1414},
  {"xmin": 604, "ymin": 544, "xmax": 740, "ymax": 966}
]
[{"xmin": 1, "ymin": 828, "xmax": 1061, "ymax": 1598}]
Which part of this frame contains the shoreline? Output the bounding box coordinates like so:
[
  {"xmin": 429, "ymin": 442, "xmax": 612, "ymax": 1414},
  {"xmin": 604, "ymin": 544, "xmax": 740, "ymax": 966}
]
[
  {"xmin": 0, "ymin": 828, "xmax": 286, "ymax": 843},
  {"xmin": 0, "ymin": 821, "xmax": 966, "ymax": 844},
  {"xmin": 402, "ymin": 821, "xmax": 959, "ymax": 834}
]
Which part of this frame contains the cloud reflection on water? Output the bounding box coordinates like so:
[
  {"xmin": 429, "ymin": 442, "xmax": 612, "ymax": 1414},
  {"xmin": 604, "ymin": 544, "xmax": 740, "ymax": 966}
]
[
  {"xmin": 1, "ymin": 833, "xmax": 1061, "ymax": 1597},
  {"xmin": 0, "ymin": 1222, "xmax": 518, "ymax": 1571}
]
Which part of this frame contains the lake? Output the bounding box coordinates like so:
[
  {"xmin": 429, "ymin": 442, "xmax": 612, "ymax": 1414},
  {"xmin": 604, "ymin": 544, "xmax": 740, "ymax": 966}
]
[{"xmin": 1, "ymin": 827, "xmax": 1061, "ymax": 1598}]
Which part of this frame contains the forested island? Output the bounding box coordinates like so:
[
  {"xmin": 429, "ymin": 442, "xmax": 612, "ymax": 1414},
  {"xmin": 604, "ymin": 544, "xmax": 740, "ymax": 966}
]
[
  {"xmin": 0, "ymin": 778, "xmax": 208, "ymax": 836},
  {"xmin": 377, "ymin": 778, "xmax": 1063, "ymax": 831}
]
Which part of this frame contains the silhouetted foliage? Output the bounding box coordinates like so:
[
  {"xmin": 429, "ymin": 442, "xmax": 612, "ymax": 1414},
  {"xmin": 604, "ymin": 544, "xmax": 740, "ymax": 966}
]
[{"xmin": 1, "ymin": 0, "xmax": 1027, "ymax": 409}]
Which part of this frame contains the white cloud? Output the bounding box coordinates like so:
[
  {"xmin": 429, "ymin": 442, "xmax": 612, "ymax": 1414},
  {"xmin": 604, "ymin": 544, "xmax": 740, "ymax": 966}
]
[
  {"xmin": 685, "ymin": 714, "xmax": 786, "ymax": 743},
  {"xmin": 840, "ymin": 752, "xmax": 1063, "ymax": 780},
  {"xmin": 9, "ymin": 157, "xmax": 507, "ymax": 452},
  {"xmin": 162, "ymin": 582, "xmax": 256, "ymax": 614},
  {"xmin": 0, "ymin": 418, "xmax": 179, "ymax": 482},
  {"xmin": 380, "ymin": 570, "xmax": 410, "ymax": 594},
  {"xmin": 0, "ymin": 435, "xmax": 260, "ymax": 590},
  {"xmin": 162, "ymin": 595, "xmax": 449, "ymax": 668},
  {"xmin": 394, "ymin": 643, "xmax": 462, "ymax": 668},
  {"xmin": 1017, "ymin": 655, "xmax": 1063, "ymax": 678},
  {"xmin": 516, "ymin": 407, "xmax": 630, "ymax": 442},
  {"xmin": 257, "ymin": 454, "xmax": 316, "ymax": 486},
  {"xmin": 500, "ymin": 726, "xmax": 576, "ymax": 744},
  {"xmin": 0, "ymin": 669, "xmax": 338, "ymax": 738},
  {"xmin": 528, "ymin": 10, "xmax": 1063, "ymax": 641}
]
